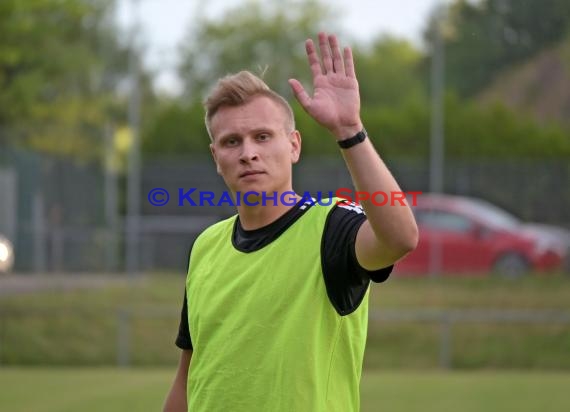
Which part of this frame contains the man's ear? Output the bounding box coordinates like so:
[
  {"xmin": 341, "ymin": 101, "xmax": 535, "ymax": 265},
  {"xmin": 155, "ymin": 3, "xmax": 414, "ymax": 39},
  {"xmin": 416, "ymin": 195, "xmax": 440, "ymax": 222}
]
[
  {"xmin": 210, "ymin": 143, "xmax": 222, "ymax": 175},
  {"xmin": 290, "ymin": 130, "xmax": 302, "ymax": 164}
]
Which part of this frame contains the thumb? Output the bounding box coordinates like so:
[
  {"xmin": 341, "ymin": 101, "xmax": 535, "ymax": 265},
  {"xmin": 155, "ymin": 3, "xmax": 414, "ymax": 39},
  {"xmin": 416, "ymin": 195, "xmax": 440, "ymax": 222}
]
[{"xmin": 288, "ymin": 79, "xmax": 311, "ymax": 111}]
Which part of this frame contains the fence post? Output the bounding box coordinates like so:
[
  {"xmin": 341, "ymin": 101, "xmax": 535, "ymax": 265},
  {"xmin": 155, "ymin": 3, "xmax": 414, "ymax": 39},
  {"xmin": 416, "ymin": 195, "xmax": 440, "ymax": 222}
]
[
  {"xmin": 32, "ymin": 193, "xmax": 47, "ymax": 273},
  {"xmin": 104, "ymin": 124, "xmax": 119, "ymax": 272},
  {"xmin": 439, "ymin": 314, "xmax": 452, "ymax": 369},
  {"xmin": 117, "ymin": 308, "xmax": 131, "ymax": 367}
]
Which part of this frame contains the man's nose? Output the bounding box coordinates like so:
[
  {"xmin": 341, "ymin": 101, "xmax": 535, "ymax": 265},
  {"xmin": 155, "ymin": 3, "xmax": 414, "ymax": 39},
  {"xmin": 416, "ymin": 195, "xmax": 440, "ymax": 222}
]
[{"xmin": 239, "ymin": 139, "xmax": 259, "ymax": 163}]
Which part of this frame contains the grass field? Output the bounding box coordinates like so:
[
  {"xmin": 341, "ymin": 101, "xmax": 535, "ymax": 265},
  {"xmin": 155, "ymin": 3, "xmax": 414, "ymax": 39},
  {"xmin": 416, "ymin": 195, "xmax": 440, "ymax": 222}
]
[
  {"xmin": 0, "ymin": 368, "xmax": 569, "ymax": 412},
  {"xmin": 1, "ymin": 274, "xmax": 570, "ymax": 410}
]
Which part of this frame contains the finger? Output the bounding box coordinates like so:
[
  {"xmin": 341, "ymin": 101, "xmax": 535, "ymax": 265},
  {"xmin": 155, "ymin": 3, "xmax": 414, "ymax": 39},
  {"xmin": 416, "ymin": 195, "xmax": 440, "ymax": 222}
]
[
  {"xmin": 344, "ymin": 46, "xmax": 356, "ymax": 78},
  {"xmin": 305, "ymin": 39, "xmax": 323, "ymax": 78},
  {"xmin": 318, "ymin": 32, "xmax": 333, "ymax": 73},
  {"xmin": 288, "ymin": 79, "xmax": 312, "ymax": 111},
  {"xmin": 329, "ymin": 34, "xmax": 344, "ymax": 75}
]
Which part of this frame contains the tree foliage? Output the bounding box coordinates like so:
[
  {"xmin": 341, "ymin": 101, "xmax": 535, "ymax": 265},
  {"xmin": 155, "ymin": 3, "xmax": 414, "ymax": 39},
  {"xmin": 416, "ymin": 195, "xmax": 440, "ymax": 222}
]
[
  {"xmin": 146, "ymin": 0, "xmax": 340, "ymax": 155},
  {"xmin": 2, "ymin": 0, "xmax": 567, "ymax": 160},
  {"xmin": 140, "ymin": 0, "xmax": 570, "ymax": 159},
  {"xmin": 0, "ymin": 0, "xmax": 146, "ymax": 160},
  {"xmin": 142, "ymin": 101, "xmax": 210, "ymax": 156},
  {"xmin": 425, "ymin": 0, "xmax": 570, "ymax": 97},
  {"xmin": 178, "ymin": 0, "xmax": 341, "ymax": 99},
  {"xmin": 442, "ymin": 93, "xmax": 570, "ymax": 158},
  {"xmin": 353, "ymin": 35, "xmax": 427, "ymax": 107}
]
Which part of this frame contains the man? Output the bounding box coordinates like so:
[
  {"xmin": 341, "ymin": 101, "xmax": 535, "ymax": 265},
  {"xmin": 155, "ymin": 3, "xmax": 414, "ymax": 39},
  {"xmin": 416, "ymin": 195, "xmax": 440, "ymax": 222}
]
[{"xmin": 163, "ymin": 32, "xmax": 418, "ymax": 412}]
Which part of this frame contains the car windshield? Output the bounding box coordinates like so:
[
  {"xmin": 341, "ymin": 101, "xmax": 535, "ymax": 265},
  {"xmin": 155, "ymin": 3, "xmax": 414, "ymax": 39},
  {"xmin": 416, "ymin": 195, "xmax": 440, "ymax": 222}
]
[{"xmin": 459, "ymin": 198, "xmax": 520, "ymax": 230}]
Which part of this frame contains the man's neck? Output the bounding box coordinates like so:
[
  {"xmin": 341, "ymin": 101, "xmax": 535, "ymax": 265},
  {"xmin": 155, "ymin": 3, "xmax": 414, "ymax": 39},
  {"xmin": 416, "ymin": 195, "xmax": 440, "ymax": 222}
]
[{"xmin": 236, "ymin": 194, "xmax": 301, "ymax": 230}]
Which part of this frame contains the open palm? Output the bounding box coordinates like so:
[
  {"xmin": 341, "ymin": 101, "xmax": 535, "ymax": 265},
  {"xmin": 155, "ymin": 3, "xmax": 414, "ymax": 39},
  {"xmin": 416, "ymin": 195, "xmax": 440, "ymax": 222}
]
[{"xmin": 289, "ymin": 32, "xmax": 362, "ymax": 138}]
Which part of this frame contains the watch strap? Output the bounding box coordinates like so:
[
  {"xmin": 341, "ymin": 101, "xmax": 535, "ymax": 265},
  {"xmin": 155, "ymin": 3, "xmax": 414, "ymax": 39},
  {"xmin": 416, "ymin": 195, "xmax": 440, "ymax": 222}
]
[{"xmin": 337, "ymin": 128, "xmax": 367, "ymax": 149}]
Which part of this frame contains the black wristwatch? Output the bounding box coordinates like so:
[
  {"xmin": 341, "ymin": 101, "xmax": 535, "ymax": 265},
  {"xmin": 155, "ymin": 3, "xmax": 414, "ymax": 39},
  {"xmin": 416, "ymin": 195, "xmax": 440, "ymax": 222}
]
[{"xmin": 337, "ymin": 128, "xmax": 367, "ymax": 149}]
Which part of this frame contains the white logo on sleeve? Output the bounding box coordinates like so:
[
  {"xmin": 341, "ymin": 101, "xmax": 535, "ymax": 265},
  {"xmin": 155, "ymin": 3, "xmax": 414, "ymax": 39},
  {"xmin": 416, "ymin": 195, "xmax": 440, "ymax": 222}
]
[{"xmin": 337, "ymin": 201, "xmax": 365, "ymax": 215}]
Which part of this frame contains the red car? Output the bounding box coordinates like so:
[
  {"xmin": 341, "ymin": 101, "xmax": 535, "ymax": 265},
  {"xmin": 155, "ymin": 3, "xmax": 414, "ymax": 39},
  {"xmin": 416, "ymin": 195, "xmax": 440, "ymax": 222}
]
[{"xmin": 395, "ymin": 194, "xmax": 567, "ymax": 277}]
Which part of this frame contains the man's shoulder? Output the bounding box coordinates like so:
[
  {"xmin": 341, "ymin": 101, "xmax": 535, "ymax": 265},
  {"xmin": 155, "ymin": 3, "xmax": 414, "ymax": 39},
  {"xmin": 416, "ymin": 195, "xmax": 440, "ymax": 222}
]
[
  {"xmin": 195, "ymin": 214, "xmax": 237, "ymax": 244},
  {"xmin": 333, "ymin": 200, "xmax": 365, "ymax": 216}
]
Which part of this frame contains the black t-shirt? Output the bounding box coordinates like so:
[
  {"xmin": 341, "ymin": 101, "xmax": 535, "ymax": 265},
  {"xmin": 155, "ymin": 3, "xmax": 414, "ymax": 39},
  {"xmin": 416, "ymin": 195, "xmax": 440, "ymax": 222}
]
[{"xmin": 176, "ymin": 198, "xmax": 392, "ymax": 350}]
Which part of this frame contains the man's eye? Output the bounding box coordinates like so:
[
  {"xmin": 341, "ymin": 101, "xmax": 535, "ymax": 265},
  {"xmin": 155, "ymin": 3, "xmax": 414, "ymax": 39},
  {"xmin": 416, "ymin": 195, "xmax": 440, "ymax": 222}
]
[
  {"xmin": 257, "ymin": 134, "xmax": 270, "ymax": 141},
  {"xmin": 224, "ymin": 138, "xmax": 238, "ymax": 146}
]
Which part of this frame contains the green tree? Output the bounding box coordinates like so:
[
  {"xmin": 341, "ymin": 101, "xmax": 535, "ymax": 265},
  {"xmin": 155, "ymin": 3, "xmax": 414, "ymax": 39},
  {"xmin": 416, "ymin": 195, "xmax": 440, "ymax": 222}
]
[
  {"xmin": 353, "ymin": 35, "xmax": 427, "ymax": 108},
  {"xmin": 142, "ymin": 101, "xmax": 210, "ymax": 155},
  {"xmin": 0, "ymin": 0, "xmax": 149, "ymax": 160},
  {"xmin": 443, "ymin": 93, "xmax": 570, "ymax": 158},
  {"xmin": 425, "ymin": 0, "xmax": 570, "ymax": 97}
]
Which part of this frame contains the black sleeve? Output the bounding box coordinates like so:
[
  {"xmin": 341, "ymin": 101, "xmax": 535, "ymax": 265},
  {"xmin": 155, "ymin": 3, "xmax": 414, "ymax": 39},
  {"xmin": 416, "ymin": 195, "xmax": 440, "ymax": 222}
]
[
  {"xmin": 175, "ymin": 242, "xmax": 195, "ymax": 350},
  {"xmin": 175, "ymin": 290, "xmax": 193, "ymax": 350},
  {"xmin": 321, "ymin": 201, "xmax": 393, "ymax": 316}
]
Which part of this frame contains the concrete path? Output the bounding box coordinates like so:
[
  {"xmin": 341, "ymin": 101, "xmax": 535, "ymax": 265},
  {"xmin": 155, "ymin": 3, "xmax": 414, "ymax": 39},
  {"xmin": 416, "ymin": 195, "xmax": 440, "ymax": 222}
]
[{"xmin": 0, "ymin": 274, "xmax": 141, "ymax": 297}]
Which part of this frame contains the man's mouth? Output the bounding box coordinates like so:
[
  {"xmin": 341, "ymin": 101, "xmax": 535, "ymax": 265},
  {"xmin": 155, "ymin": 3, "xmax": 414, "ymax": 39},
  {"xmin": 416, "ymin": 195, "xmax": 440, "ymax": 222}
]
[{"xmin": 239, "ymin": 170, "xmax": 265, "ymax": 178}]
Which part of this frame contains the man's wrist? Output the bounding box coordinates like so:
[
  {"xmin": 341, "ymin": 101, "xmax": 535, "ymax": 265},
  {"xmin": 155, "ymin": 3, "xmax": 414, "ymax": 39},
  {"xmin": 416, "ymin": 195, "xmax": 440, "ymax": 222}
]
[
  {"xmin": 337, "ymin": 128, "xmax": 367, "ymax": 149},
  {"xmin": 333, "ymin": 120, "xmax": 364, "ymax": 141}
]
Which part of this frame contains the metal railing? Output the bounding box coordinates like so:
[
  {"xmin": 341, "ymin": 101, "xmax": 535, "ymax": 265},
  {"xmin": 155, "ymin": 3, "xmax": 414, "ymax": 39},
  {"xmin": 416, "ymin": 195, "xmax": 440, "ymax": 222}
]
[
  {"xmin": 369, "ymin": 309, "xmax": 570, "ymax": 369},
  {"xmin": 1, "ymin": 306, "xmax": 569, "ymax": 369}
]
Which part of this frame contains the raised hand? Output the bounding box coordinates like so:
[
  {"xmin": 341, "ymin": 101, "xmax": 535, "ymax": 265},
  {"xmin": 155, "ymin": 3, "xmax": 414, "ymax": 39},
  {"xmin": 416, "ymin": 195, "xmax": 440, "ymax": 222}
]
[{"xmin": 288, "ymin": 32, "xmax": 362, "ymax": 140}]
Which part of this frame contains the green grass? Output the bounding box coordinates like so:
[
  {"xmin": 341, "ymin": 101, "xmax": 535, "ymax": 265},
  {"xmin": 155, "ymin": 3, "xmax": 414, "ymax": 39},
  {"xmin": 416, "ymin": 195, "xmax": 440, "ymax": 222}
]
[
  {"xmin": 361, "ymin": 370, "xmax": 570, "ymax": 412},
  {"xmin": 0, "ymin": 368, "xmax": 569, "ymax": 412},
  {"xmin": 0, "ymin": 368, "xmax": 172, "ymax": 412},
  {"xmin": 1, "ymin": 273, "xmax": 569, "ymax": 368}
]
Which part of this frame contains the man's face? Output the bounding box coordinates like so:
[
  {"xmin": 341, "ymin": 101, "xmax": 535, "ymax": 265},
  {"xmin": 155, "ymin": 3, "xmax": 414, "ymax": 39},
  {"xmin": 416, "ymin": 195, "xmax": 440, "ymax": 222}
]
[{"xmin": 209, "ymin": 96, "xmax": 301, "ymax": 196}]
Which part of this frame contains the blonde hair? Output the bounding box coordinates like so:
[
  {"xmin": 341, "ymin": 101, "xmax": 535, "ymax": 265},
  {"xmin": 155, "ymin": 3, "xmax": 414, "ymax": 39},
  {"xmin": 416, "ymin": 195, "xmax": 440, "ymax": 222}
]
[{"xmin": 204, "ymin": 71, "xmax": 295, "ymax": 140}]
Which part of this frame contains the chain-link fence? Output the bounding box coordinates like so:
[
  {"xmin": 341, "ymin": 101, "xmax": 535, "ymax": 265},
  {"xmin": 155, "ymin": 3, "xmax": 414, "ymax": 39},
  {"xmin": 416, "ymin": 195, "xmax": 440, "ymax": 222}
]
[
  {"xmin": 1, "ymin": 147, "xmax": 568, "ymax": 272},
  {"xmin": 1, "ymin": 147, "xmax": 117, "ymax": 272}
]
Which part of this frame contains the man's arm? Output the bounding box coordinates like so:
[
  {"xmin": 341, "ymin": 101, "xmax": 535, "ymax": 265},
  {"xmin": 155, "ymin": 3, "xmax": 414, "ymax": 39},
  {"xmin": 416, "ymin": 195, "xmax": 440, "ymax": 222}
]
[
  {"xmin": 289, "ymin": 32, "xmax": 418, "ymax": 270},
  {"xmin": 163, "ymin": 349, "xmax": 192, "ymax": 412}
]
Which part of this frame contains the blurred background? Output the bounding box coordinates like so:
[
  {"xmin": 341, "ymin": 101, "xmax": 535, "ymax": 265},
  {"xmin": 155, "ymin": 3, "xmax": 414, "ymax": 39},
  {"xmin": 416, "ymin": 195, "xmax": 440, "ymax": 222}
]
[{"xmin": 0, "ymin": 0, "xmax": 569, "ymax": 411}]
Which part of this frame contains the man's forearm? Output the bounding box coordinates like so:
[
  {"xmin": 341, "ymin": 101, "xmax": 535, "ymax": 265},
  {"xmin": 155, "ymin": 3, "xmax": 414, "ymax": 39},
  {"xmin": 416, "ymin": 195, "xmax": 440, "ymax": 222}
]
[
  {"xmin": 163, "ymin": 349, "xmax": 191, "ymax": 412},
  {"xmin": 338, "ymin": 129, "xmax": 418, "ymax": 267}
]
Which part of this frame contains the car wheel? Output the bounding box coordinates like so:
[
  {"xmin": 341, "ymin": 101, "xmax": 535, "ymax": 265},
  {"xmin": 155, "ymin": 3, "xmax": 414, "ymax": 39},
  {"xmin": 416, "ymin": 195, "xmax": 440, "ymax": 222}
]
[{"xmin": 493, "ymin": 253, "xmax": 530, "ymax": 278}]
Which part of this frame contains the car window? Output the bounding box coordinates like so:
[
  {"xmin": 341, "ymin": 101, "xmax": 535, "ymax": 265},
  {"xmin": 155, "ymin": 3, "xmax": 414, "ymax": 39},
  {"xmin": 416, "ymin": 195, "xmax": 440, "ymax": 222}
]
[
  {"xmin": 459, "ymin": 199, "xmax": 519, "ymax": 230},
  {"xmin": 416, "ymin": 210, "xmax": 473, "ymax": 233}
]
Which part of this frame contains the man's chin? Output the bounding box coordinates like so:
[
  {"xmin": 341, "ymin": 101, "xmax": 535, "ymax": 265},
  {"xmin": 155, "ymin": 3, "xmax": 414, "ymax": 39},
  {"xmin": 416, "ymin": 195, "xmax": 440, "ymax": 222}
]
[
  {"xmin": 236, "ymin": 187, "xmax": 269, "ymax": 197},
  {"xmin": 232, "ymin": 180, "xmax": 271, "ymax": 194}
]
